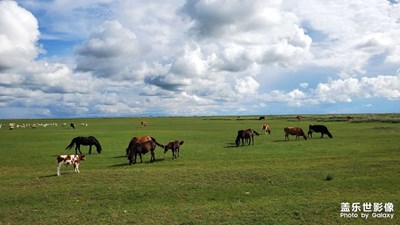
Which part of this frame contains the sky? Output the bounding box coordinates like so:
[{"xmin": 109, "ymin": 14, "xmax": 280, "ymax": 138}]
[{"xmin": 0, "ymin": 0, "xmax": 400, "ymax": 119}]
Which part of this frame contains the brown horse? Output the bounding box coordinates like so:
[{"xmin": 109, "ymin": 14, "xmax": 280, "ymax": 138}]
[
  {"xmin": 127, "ymin": 141, "xmax": 156, "ymax": 164},
  {"xmin": 140, "ymin": 121, "xmax": 147, "ymax": 127},
  {"xmin": 125, "ymin": 136, "xmax": 164, "ymax": 164},
  {"xmin": 235, "ymin": 129, "xmax": 260, "ymax": 146},
  {"xmin": 284, "ymin": 127, "xmax": 307, "ymax": 141},
  {"xmin": 164, "ymin": 140, "xmax": 184, "ymax": 159},
  {"xmin": 125, "ymin": 136, "xmax": 154, "ymax": 156}
]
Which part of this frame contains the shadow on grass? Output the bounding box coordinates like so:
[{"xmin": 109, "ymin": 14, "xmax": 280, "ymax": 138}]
[
  {"xmin": 110, "ymin": 158, "xmax": 165, "ymax": 167},
  {"xmin": 39, "ymin": 174, "xmax": 58, "ymax": 178},
  {"xmin": 224, "ymin": 142, "xmax": 238, "ymax": 148}
]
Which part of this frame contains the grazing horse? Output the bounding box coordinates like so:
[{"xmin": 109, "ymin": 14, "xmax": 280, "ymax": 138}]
[
  {"xmin": 125, "ymin": 136, "xmax": 156, "ymax": 156},
  {"xmin": 261, "ymin": 124, "xmax": 271, "ymax": 134},
  {"xmin": 284, "ymin": 127, "xmax": 307, "ymax": 141},
  {"xmin": 56, "ymin": 155, "xmax": 85, "ymax": 176},
  {"xmin": 308, "ymin": 125, "xmax": 333, "ymax": 138},
  {"xmin": 126, "ymin": 136, "xmax": 164, "ymax": 164},
  {"xmin": 235, "ymin": 129, "xmax": 260, "ymax": 146},
  {"xmin": 164, "ymin": 140, "xmax": 184, "ymax": 159},
  {"xmin": 296, "ymin": 115, "xmax": 303, "ymax": 121},
  {"xmin": 258, "ymin": 116, "xmax": 265, "ymax": 120},
  {"xmin": 70, "ymin": 123, "xmax": 75, "ymax": 129},
  {"xmin": 65, "ymin": 136, "xmax": 102, "ymax": 155},
  {"xmin": 141, "ymin": 121, "xmax": 147, "ymax": 128}
]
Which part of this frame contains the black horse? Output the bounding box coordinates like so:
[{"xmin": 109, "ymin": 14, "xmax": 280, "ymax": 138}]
[
  {"xmin": 235, "ymin": 129, "xmax": 260, "ymax": 146},
  {"xmin": 308, "ymin": 125, "xmax": 333, "ymax": 138},
  {"xmin": 65, "ymin": 136, "xmax": 102, "ymax": 154}
]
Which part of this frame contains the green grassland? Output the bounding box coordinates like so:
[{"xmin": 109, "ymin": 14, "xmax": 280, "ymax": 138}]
[{"xmin": 0, "ymin": 114, "xmax": 399, "ymax": 224}]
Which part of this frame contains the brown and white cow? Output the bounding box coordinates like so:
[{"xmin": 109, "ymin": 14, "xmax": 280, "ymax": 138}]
[
  {"xmin": 261, "ymin": 124, "xmax": 271, "ymax": 134},
  {"xmin": 56, "ymin": 155, "xmax": 85, "ymax": 176}
]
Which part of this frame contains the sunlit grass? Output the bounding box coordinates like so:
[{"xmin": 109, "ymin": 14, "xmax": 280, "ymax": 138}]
[{"xmin": 0, "ymin": 115, "xmax": 399, "ymax": 224}]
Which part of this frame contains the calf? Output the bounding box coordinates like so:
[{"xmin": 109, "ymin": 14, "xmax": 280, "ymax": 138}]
[{"xmin": 56, "ymin": 155, "xmax": 85, "ymax": 176}]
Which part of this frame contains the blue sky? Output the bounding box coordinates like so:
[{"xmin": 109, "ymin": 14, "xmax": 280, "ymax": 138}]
[{"xmin": 0, "ymin": 0, "xmax": 399, "ymax": 119}]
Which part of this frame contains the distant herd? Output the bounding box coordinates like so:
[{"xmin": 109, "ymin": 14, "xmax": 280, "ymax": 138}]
[{"xmin": 2, "ymin": 119, "xmax": 332, "ymax": 176}]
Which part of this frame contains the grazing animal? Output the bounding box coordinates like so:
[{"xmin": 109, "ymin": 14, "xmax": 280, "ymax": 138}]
[
  {"xmin": 258, "ymin": 116, "xmax": 265, "ymax": 120},
  {"xmin": 125, "ymin": 136, "xmax": 155, "ymax": 156},
  {"xmin": 346, "ymin": 116, "xmax": 354, "ymax": 120},
  {"xmin": 308, "ymin": 125, "xmax": 333, "ymax": 138},
  {"xmin": 70, "ymin": 123, "xmax": 75, "ymax": 129},
  {"xmin": 296, "ymin": 115, "xmax": 303, "ymax": 121},
  {"xmin": 141, "ymin": 121, "xmax": 147, "ymax": 128},
  {"xmin": 284, "ymin": 127, "xmax": 307, "ymax": 141},
  {"xmin": 164, "ymin": 140, "xmax": 184, "ymax": 159},
  {"xmin": 235, "ymin": 129, "xmax": 260, "ymax": 146},
  {"xmin": 261, "ymin": 124, "xmax": 271, "ymax": 134},
  {"xmin": 56, "ymin": 155, "xmax": 85, "ymax": 176},
  {"xmin": 126, "ymin": 136, "xmax": 164, "ymax": 164},
  {"xmin": 65, "ymin": 136, "xmax": 102, "ymax": 155}
]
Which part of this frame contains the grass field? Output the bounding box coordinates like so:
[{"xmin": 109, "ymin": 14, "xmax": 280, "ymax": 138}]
[{"xmin": 0, "ymin": 114, "xmax": 399, "ymax": 225}]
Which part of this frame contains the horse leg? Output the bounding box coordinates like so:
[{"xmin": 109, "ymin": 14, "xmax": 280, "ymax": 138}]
[
  {"xmin": 89, "ymin": 145, "xmax": 92, "ymax": 154},
  {"xmin": 139, "ymin": 152, "xmax": 143, "ymax": 163},
  {"xmin": 151, "ymin": 151, "xmax": 155, "ymax": 162},
  {"xmin": 75, "ymin": 145, "xmax": 82, "ymax": 155}
]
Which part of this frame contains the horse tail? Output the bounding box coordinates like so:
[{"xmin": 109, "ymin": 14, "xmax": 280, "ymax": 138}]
[
  {"xmin": 179, "ymin": 141, "xmax": 184, "ymax": 145},
  {"xmin": 151, "ymin": 137, "xmax": 164, "ymax": 148},
  {"xmin": 252, "ymin": 130, "xmax": 260, "ymax": 136},
  {"xmin": 90, "ymin": 136, "xmax": 102, "ymax": 153},
  {"xmin": 65, "ymin": 138, "xmax": 76, "ymax": 150}
]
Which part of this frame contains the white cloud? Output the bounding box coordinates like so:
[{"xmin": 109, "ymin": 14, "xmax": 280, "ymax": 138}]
[
  {"xmin": 293, "ymin": 0, "xmax": 400, "ymax": 73},
  {"xmin": 0, "ymin": 1, "xmax": 40, "ymax": 71},
  {"xmin": 235, "ymin": 76, "xmax": 259, "ymax": 95},
  {"xmin": 75, "ymin": 20, "xmax": 140, "ymax": 78},
  {"xmin": 1, "ymin": 0, "xmax": 400, "ymax": 118}
]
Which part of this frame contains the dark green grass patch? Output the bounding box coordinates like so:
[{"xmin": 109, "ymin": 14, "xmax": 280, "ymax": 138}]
[{"xmin": 0, "ymin": 115, "xmax": 399, "ymax": 224}]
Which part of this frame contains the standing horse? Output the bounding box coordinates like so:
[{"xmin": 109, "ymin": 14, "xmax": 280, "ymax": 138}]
[
  {"xmin": 127, "ymin": 141, "xmax": 156, "ymax": 164},
  {"xmin": 125, "ymin": 136, "xmax": 159, "ymax": 156},
  {"xmin": 126, "ymin": 136, "xmax": 164, "ymax": 164},
  {"xmin": 140, "ymin": 121, "xmax": 147, "ymax": 128},
  {"xmin": 284, "ymin": 127, "xmax": 307, "ymax": 141},
  {"xmin": 164, "ymin": 140, "xmax": 184, "ymax": 159},
  {"xmin": 65, "ymin": 136, "xmax": 102, "ymax": 154},
  {"xmin": 235, "ymin": 129, "xmax": 260, "ymax": 146}
]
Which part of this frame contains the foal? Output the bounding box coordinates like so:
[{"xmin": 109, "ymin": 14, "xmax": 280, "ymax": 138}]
[{"xmin": 164, "ymin": 140, "xmax": 184, "ymax": 159}]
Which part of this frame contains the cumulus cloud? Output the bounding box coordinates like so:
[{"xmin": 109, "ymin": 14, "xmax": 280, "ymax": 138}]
[
  {"xmin": 235, "ymin": 76, "xmax": 259, "ymax": 95},
  {"xmin": 75, "ymin": 20, "xmax": 140, "ymax": 78},
  {"xmin": 314, "ymin": 74, "xmax": 400, "ymax": 103},
  {"xmin": 1, "ymin": 0, "xmax": 400, "ymax": 118},
  {"xmin": 293, "ymin": 0, "xmax": 400, "ymax": 73},
  {"xmin": 0, "ymin": 1, "xmax": 41, "ymax": 71},
  {"xmin": 180, "ymin": 0, "xmax": 312, "ymax": 72}
]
